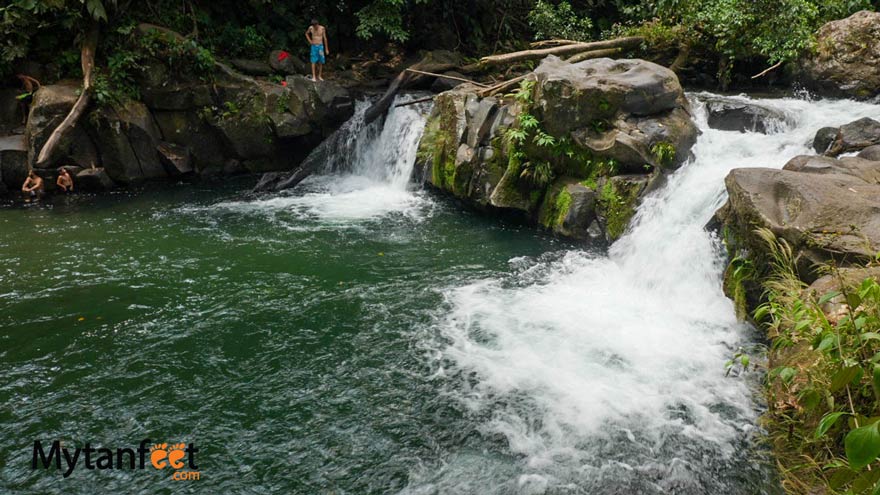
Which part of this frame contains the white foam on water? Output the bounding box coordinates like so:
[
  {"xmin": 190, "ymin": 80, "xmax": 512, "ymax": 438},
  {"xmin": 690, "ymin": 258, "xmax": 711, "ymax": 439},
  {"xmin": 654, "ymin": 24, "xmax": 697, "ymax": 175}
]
[
  {"xmin": 415, "ymin": 94, "xmax": 880, "ymax": 494},
  {"xmin": 208, "ymin": 96, "xmax": 433, "ymax": 226}
]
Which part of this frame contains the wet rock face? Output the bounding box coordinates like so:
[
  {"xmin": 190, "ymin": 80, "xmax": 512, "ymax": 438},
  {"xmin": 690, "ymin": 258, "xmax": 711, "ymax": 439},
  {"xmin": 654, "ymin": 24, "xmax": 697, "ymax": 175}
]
[
  {"xmin": 826, "ymin": 117, "xmax": 880, "ymax": 156},
  {"xmin": 75, "ymin": 168, "xmax": 115, "ymax": 191},
  {"xmin": 715, "ymin": 166, "xmax": 880, "ymax": 275},
  {"xmin": 416, "ymin": 56, "xmax": 697, "ymax": 242},
  {"xmin": 813, "ymin": 127, "xmax": 839, "ymax": 154},
  {"xmin": 798, "ymin": 10, "xmax": 880, "ymax": 99},
  {"xmin": 701, "ymin": 97, "xmax": 792, "ymax": 134},
  {"xmin": 88, "ymin": 100, "xmax": 167, "ymax": 184},
  {"xmin": 858, "ymin": 145, "xmax": 880, "ymax": 162},
  {"xmin": 6, "ymin": 23, "xmax": 353, "ymax": 196},
  {"xmin": 783, "ymin": 155, "xmax": 880, "ymax": 184},
  {"xmin": 25, "ymin": 83, "xmax": 98, "ymax": 170}
]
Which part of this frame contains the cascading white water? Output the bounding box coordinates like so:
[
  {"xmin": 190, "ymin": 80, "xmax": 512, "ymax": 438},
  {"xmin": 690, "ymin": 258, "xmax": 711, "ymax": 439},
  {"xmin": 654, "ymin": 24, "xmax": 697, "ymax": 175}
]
[
  {"xmin": 216, "ymin": 96, "xmax": 432, "ymax": 222},
  {"xmin": 409, "ymin": 95, "xmax": 880, "ymax": 494}
]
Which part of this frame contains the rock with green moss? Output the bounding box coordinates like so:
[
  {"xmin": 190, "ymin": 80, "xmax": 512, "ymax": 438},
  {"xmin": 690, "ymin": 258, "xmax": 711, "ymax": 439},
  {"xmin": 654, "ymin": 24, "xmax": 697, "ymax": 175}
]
[
  {"xmin": 415, "ymin": 56, "xmax": 696, "ymax": 242},
  {"xmin": 537, "ymin": 179, "xmax": 598, "ymax": 238},
  {"xmin": 596, "ymin": 175, "xmax": 649, "ymax": 242}
]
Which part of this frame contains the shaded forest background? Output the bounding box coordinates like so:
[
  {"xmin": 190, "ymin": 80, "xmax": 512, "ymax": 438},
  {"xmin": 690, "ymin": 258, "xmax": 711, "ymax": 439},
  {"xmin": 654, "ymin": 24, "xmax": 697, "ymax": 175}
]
[{"xmin": 3, "ymin": 0, "xmax": 880, "ymax": 91}]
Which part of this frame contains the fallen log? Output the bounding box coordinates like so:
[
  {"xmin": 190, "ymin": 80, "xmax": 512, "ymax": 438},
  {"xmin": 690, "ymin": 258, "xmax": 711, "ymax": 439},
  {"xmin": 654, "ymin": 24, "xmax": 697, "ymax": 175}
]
[
  {"xmin": 404, "ymin": 68, "xmax": 489, "ymax": 88},
  {"xmin": 530, "ymin": 39, "xmax": 583, "ymax": 48},
  {"xmin": 479, "ymin": 36, "xmax": 643, "ymax": 67},
  {"xmin": 479, "ymin": 74, "xmax": 530, "ymax": 98},
  {"xmin": 36, "ymin": 20, "xmax": 98, "ymax": 168},
  {"xmin": 363, "ymin": 61, "xmax": 457, "ymax": 124},
  {"xmin": 394, "ymin": 96, "xmax": 435, "ymax": 108},
  {"xmin": 565, "ymin": 47, "xmax": 622, "ymax": 64}
]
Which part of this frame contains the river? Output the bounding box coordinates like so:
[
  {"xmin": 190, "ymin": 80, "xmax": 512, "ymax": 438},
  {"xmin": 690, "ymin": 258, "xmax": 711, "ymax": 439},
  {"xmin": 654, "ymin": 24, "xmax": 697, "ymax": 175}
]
[{"xmin": 2, "ymin": 94, "xmax": 879, "ymax": 494}]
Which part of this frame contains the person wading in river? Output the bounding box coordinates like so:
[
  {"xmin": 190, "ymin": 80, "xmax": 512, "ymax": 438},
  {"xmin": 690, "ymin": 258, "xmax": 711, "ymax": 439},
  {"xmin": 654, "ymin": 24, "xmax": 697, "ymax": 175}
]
[
  {"xmin": 305, "ymin": 18, "xmax": 329, "ymax": 82},
  {"xmin": 21, "ymin": 170, "xmax": 44, "ymax": 197},
  {"xmin": 56, "ymin": 168, "xmax": 74, "ymax": 192}
]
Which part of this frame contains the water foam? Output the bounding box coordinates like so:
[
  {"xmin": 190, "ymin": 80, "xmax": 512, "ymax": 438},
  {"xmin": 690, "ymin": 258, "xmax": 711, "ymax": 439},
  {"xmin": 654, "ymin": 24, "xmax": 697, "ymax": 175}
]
[
  {"xmin": 418, "ymin": 94, "xmax": 880, "ymax": 494},
  {"xmin": 211, "ymin": 96, "xmax": 433, "ymax": 225}
]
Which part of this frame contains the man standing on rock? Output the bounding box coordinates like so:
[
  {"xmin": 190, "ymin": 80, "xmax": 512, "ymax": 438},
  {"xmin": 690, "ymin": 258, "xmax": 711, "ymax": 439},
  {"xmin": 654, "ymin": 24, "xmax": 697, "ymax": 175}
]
[{"xmin": 306, "ymin": 18, "xmax": 329, "ymax": 81}]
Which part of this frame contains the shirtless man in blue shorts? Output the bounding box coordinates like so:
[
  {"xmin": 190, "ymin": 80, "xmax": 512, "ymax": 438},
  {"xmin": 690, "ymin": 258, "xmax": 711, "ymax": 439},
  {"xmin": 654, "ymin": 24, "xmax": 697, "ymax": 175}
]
[{"xmin": 306, "ymin": 19, "xmax": 329, "ymax": 81}]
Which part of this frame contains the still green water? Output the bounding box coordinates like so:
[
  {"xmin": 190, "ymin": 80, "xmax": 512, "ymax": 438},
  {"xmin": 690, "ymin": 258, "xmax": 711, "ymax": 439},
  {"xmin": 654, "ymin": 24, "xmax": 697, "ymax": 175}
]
[{"xmin": 0, "ymin": 178, "xmax": 562, "ymax": 494}]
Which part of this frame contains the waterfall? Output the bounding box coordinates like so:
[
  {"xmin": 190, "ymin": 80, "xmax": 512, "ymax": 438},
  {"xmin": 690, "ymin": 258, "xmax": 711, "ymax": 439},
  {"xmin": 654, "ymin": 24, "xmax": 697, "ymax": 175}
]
[
  {"xmin": 410, "ymin": 95, "xmax": 880, "ymax": 494},
  {"xmin": 221, "ymin": 95, "xmax": 432, "ymax": 222},
  {"xmin": 299, "ymin": 95, "xmax": 431, "ymax": 187}
]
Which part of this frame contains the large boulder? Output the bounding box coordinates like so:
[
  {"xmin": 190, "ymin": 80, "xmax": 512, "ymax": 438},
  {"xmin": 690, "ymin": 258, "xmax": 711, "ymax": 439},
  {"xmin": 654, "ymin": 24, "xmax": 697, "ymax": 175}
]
[
  {"xmin": 230, "ymin": 58, "xmax": 273, "ymax": 76},
  {"xmin": 716, "ymin": 167, "xmax": 880, "ymax": 271},
  {"xmin": 269, "ymin": 50, "xmax": 307, "ymax": 76},
  {"xmin": 798, "ymin": 10, "xmax": 880, "ymax": 99},
  {"xmin": 533, "ymin": 56, "xmax": 682, "ymax": 134},
  {"xmin": 701, "ymin": 96, "xmax": 792, "ymax": 134},
  {"xmin": 284, "ymin": 76, "xmax": 354, "ymax": 130},
  {"xmin": 826, "ymin": 117, "xmax": 880, "ymax": 156},
  {"xmin": 25, "ymin": 83, "xmax": 98, "ymax": 169},
  {"xmin": 88, "ymin": 100, "xmax": 167, "ymax": 184},
  {"xmin": 153, "ymin": 110, "xmax": 228, "ymax": 171},
  {"xmin": 813, "ymin": 126, "xmax": 839, "ymax": 154},
  {"xmin": 157, "ymin": 141, "xmax": 193, "ymax": 176},
  {"xmin": 142, "ymin": 82, "xmax": 214, "ymax": 111},
  {"xmin": 75, "ymin": 168, "xmax": 115, "ymax": 191},
  {"xmin": 783, "ymin": 154, "xmax": 880, "ymax": 184},
  {"xmin": 415, "ymin": 56, "xmax": 697, "ymax": 241},
  {"xmin": 858, "ymin": 145, "xmax": 880, "ymax": 161}
]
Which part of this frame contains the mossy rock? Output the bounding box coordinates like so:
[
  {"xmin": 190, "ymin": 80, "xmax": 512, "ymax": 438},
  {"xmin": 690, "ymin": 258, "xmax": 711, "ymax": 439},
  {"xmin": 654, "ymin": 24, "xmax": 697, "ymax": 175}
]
[{"xmin": 596, "ymin": 175, "xmax": 649, "ymax": 241}]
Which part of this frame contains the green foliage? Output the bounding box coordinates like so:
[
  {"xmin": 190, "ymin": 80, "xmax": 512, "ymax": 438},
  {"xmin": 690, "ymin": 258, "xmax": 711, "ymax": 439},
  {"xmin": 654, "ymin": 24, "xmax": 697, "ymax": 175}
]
[
  {"xmin": 597, "ymin": 179, "xmax": 637, "ymax": 240},
  {"xmin": 651, "ymin": 142, "xmax": 676, "ymax": 168},
  {"xmin": 213, "ymin": 24, "xmax": 270, "ymax": 59},
  {"xmin": 755, "ymin": 227, "xmax": 880, "ymax": 494},
  {"xmin": 520, "ymin": 161, "xmax": 554, "ymax": 188},
  {"xmin": 356, "ymin": 0, "xmax": 430, "ymax": 42},
  {"xmin": 726, "ymin": 255, "xmax": 755, "ymax": 319},
  {"xmin": 527, "ymin": 0, "xmax": 593, "ymax": 42},
  {"xmin": 650, "ymin": 0, "xmax": 871, "ymax": 68}
]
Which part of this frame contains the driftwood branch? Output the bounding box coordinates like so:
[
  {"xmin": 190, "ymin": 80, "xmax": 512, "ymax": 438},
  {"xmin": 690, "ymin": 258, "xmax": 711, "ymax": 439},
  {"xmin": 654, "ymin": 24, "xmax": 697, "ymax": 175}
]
[
  {"xmin": 404, "ymin": 68, "xmax": 488, "ymax": 88},
  {"xmin": 364, "ymin": 61, "xmax": 458, "ymax": 124},
  {"xmin": 530, "ymin": 39, "xmax": 582, "ymax": 48},
  {"xmin": 565, "ymin": 47, "xmax": 622, "ymax": 64},
  {"xmin": 751, "ymin": 60, "xmax": 783, "ymax": 79},
  {"xmin": 394, "ymin": 96, "xmax": 435, "ymax": 108},
  {"xmin": 36, "ymin": 20, "xmax": 98, "ymax": 168},
  {"xmin": 479, "ymin": 36, "xmax": 643, "ymax": 67},
  {"xmin": 479, "ymin": 74, "xmax": 530, "ymax": 97}
]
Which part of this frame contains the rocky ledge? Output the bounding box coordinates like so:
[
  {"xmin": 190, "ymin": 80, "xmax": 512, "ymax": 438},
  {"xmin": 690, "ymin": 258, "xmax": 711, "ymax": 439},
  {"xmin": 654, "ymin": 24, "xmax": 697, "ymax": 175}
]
[
  {"xmin": 413, "ymin": 55, "xmax": 698, "ymax": 242},
  {"xmin": 0, "ymin": 24, "xmax": 354, "ymax": 195},
  {"xmin": 714, "ymin": 116, "xmax": 880, "ymax": 310}
]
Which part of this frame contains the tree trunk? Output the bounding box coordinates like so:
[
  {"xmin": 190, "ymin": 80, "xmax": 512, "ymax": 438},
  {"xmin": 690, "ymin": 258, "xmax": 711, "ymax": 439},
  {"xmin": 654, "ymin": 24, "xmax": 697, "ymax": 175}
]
[
  {"xmin": 478, "ymin": 36, "xmax": 643, "ymax": 67},
  {"xmin": 364, "ymin": 62, "xmax": 458, "ymax": 124},
  {"xmin": 35, "ymin": 20, "xmax": 99, "ymax": 168},
  {"xmin": 669, "ymin": 42, "xmax": 691, "ymax": 74}
]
